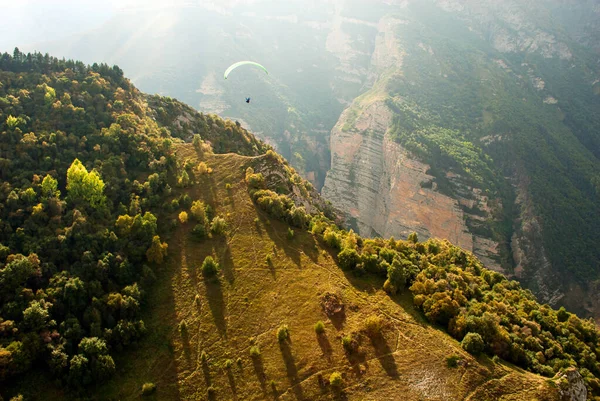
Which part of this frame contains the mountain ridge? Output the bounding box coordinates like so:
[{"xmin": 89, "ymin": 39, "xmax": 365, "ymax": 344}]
[
  {"xmin": 1, "ymin": 49, "xmax": 598, "ymax": 400},
  {"xmin": 24, "ymin": 0, "xmax": 600, "ymax": 321}
]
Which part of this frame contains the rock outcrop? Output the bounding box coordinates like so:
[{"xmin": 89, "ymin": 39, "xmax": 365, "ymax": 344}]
[
  {"xmin": 322, "ymin": 5, "xmax": 508, "ymax": 271},
  {"xmin": 322, "ymin": 95, "xmax": 503, "ymax": 271},
  {"xmin": 556, "ymin": 368, "xmax": 588, "ymax": 401},
  {"xmin": 511, "ymin": 173, "xmax": 564, "ymax": 305}
]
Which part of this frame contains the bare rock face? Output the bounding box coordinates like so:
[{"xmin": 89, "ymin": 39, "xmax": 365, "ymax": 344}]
[
  {"xmin": 322, "ymin": 96, "xmax": 503, "ymax": 271},
  {"xmin": 511, "ymin": 173, "xmax": 564, "ymax": 305},
  {"xmin": 321, "ymin": 0, "xmax": 600, "ymax": 303},
  {"xmin": 322, "ymin": 5, "xmax": 505, "ymax": 272},
  {"xmin": 556, "ymin": 368, "xmax": 587, "ymax": 401}
]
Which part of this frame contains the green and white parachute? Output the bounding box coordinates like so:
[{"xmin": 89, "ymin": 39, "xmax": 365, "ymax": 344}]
[{"xmin": 224, "ymin": 61, "xmax": 268, "ymax": 79}]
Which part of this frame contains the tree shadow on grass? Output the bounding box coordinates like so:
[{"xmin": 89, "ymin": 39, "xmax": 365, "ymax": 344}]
[
  {"xmin": 226, "ymin": 185, "xmax": 236, "ymax": 208},
  {"xmin": 257, "ymin": 210, "xmax": 302, "ymax": 267},
  {"xmin": 227, "ymin": 369, "xmax": 238, "ymax": 400},
  {"xmin": 181, "ymin": 328, "xmax": 192, "ymax": 367},
  {"xmin": 271, "ymin": 380, "xmax": 280, "ymax": 400},
  {"xmin": 331, "ymin": 387, "xmax": 348, "ymax": 401},
  {"xmin": 202, "ymin": 357, "xmax": 212, "ymax": 387},
  {"xmin": 196, "ymin": 173, "xmax": 217, "ymax": 208},
  {"xmin": 254, "ymin": 220, "xmax": 264, "ymax": 236},
  {"xmin": 316, "ymin": 333, "xmax": 333, "ymax": 361},
  {"xmin": 369, "ymin": 333, "xmax": 399, "ymax": 379},
  {"xmin": 344, "ymin": 347, "xmax": 367, "ymax": 377},
  {"xmin": 292, "ymin": 227, "xmax": 320, "ymax": 264},
  {"xmin": 251, "ymin": 355, "xmax": 268, "ymax": 397},
  {"xmin": 266, "ymin": 258, "xmax": 277, "ymax": 279},
  {"xmin": 252, "ymin": 204, "xmax": 322, "ymax": 267},
  {"xmin": 218, "ymin": 241, "xmax": 235, "ymax": 284},
  {"xmin": 279, "ymin": 341, "xmax": 304, "ymax": 400},
  {"xmin": 97, "ymin": 248, "xmax": 183, "ymax": 400},
  {"xmin": 203, "ymin": 275, "xmax": 227, "ymax": 338},
  {"xmin": 388, "ymin": 291, "xmax": 429, "ymax": 328},
  {"xmin": 328, "ymin": 311, "xmax": 346, "ymax": 331}
]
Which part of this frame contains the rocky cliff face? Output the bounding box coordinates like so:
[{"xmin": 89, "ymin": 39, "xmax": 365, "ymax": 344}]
[
  {"xmin": 322, "ymin": 94, "xmax": 503, "ymax": 271},
  {"xmin": 323, "ymin": 0, "xmax": 600, "ymax": 314},
  {"xmin": 556, "ymin": 368, "xmax": 588, "ymax": 401},
  {"xmin": 511, "ymin": 172, "xmax": 564, "ymax": 304},
  {"xmin": 322, "ymin": 5, "xmax": 507, "ymax": 271}
]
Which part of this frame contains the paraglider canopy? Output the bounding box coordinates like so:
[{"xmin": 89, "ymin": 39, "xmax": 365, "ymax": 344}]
[{"xmin": 224, "ymin": 61, "xmax": 268, "ymax": 79}]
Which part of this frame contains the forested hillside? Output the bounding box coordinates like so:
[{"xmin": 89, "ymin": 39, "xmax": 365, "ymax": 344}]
[
  {"xmin": 0, "ymin": 50, "xmax": 599, "ymax": 400},
  {"xmin": 25, "ymin": 0, "xmax": 600, "ymax": 322},
  {"xmin": 0, "ymin": 49, "xmax": 266, "ymax": 394}
]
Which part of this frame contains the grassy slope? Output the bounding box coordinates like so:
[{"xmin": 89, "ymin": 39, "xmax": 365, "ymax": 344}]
[{"xmin": 95, "ymin": 144, "xmax": 559, "ymax": 401}]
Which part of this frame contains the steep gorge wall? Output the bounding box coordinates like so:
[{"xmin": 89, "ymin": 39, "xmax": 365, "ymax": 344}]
[
  {"xmin": 322, "ymin": 10, "xmax": 505, "ymax": 272},
  {"xmin": 322, "ymin": 0, "xmax": 600, "ymax": 318},
  {"xmin": 322, "ymin": 97, "xmax": 503, "ymax": 271}
]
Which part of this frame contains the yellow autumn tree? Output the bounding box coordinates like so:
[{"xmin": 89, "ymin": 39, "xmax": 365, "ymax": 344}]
[
  {"xmin": 146, "ymin": 235, "xmax": 168, "ymax": 264},
  {"xmin": 197, "ymin": 162, "xmax": 208, "ymax": 175},
  {"xmin": 190, "ymin": 200, "xmax": 206, "ymax": 223},
  {"xmin": 115, "ymin": 215, "xmax": 134, "ymax": 236}
]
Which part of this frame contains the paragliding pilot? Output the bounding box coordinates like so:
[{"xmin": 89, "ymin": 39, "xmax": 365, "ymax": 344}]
[{"xmin": 245, "ymin": 97, "xmax": 251, "ymax": 104}]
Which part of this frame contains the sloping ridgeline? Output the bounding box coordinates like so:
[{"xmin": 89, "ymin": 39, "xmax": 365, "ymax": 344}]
[
  {"xmin": 250, "ymin": 151, "xmax": 600, "ymax": 398},
  {"xmin": 0, "ymin": 49, "xmax": 266, "ymax": 396}
]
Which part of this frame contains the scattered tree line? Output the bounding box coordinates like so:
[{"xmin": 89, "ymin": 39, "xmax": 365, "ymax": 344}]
[{"xmin": 246, "ymin": 155, "xmax": 600, "ymax": 396}]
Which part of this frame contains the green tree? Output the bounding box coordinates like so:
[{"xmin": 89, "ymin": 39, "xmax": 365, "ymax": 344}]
[
  {"xmin": 142, "ymin": 382, "xmax": 157, "ymax": 395},
  {"xmin": 66, "ymin": 159, "xmax": 106, "ymax": 208},
  {"xmin": 0, "ymin": 255, "xmax": 40, "ymax": 302},
  {"xmin": 146, "ymin": 236, "xmax": 168, "ymax": 264},
  {"xmin": 323, "ymin": 228, "xmax": 341, "ymax": 250},
  {"xmin": 190, "ymin": 200, "xmax": 207, "ymax": 223},
  {"xmin": 6, "ymin": 115, "xmax": 17, "ymax": 129},
  {"xmin": 461, "ymin": 332, "xmax": 485, "ymax": 355},
  {"xmin": 192, "ymin": 134, "xmax": 202, "ymax": 150},
  {"xmin": 177, "ymin": 170, "xmax": 190, "ymax": 187},
  {"xmin": 277, "ymin": 325, "xmax": 290, "ymax": 342},
  {"xmin": 384, "ymin": 258, "xmax": 407, "ymax": 295},
  {"xmin": 77, "ymin": 337, "xmax": 115, "ymax": 383},
  {"xmin": 337, "ymin": 248, "xmax": 359, "ymax": 270},
  {"xmin": 210, "ymin": 216, "xmax": 227, "ymax": 235},
  {"xmin": 22, "ymin": 301, "xmax": 50, "ymax": 331},
  {"xmin": 201, "ymin": 256, "xmax": 219, "ymax": 278},
  {"xmin": 192, "ymin": 224, "xmax": 206, "ymax": 240},
  {"xmin": 41, "ymin": 174, "xmax": 60, "ymax": 198},
  {"xmin": 20, "ymin": 188, "xmax": 36, "ymax": 204},
  {"xmin": 44, "ymin": 85, "xmax": 56, "ymax": 105},
  {"xmin": 329, "ymin": 372, "xmax": 343, "ymax": 388},
  {"xmin": 407, "ymin": 232, "xmax": 419, "ymax": 244}
]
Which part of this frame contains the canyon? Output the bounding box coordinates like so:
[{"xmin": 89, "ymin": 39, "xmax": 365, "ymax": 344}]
[{"xmin": 28, "ymin": 0, "xmax": 600, "ymax": 317}]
